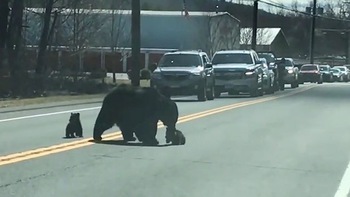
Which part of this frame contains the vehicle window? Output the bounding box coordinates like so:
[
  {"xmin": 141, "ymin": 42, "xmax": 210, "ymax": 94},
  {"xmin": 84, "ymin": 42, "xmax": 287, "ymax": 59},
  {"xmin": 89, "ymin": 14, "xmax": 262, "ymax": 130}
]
[
  {"xmin": 212, "ymin": 53, "xmax": 253, "ymax": 64},
  {"xmin": 277, "ymin": 60, "xmax": 294, "ymax": 68},
  {"xmin": 335, "ymin": 67, "xmax": 346, "ymax": 71},
  {"xmin": 301, "ymin": 65, "xmax": 317, "ymax": 71},
  {"xmin": 320, "ymin": 67, "xmax": 329, "ymax": 71},
  {"xmin": 158, "ymin": 54, "xmax": 201, "ymax": 67},
  {"xmin": 258, "ymin": 54, "xmax": 275, "ymax": 63},
  {"xmin": 202, "ymin": 55, "xmax": 207, "ymax": 64},
  {"xmin": 253, "ymin": 53, "xmax": 259, "ymax": 63},
  {"xmin": 205, "ymin": 55, "xmax": 211, "ymax": 64},
  {"xmin": 331, "ymin": 69, "xmax": 340, "ymax": 73}
]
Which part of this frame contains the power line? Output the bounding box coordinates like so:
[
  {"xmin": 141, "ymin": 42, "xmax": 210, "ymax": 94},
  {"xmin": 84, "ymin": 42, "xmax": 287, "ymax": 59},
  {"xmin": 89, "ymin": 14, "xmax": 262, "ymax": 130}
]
[{"xmin": 257, "ymin": 0, "xmax": 350, "ymax": 23}]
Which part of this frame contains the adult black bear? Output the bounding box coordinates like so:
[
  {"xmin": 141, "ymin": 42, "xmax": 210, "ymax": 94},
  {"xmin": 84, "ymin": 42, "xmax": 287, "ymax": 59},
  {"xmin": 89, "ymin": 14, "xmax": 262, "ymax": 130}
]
[
  {"xmin": 65, "ymin": 113, "xmax": 83, "ymax": 138},
  {"xmin": 93, "ymin": 84, "xmax": 182, "ymax": 145}
]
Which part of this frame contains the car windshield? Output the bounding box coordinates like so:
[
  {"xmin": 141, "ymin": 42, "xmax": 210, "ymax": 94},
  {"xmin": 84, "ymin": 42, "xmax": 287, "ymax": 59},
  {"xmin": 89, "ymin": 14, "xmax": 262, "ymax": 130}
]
[
  {"xmin": 260, "ymin": 59, "xmax": 267, "ymax": 64},
  {"xmin": 320, "ymin": 66, "xmax": 329, "ymax": 71},
  {"xmin": 258, "ymin": 54, "xmax": 275, "ymax": 63},
  {"xmin": 331, "ymin": 69, "xmax": 340, "ymax": 73},
  {"xmin": 335, "ymin": 67, "xmax": 346, "ymax": 71},
  {"xmin": 158, "ymin": 54, "xmax": 201, "ymax": 67},
  {"xmin": 301, "ymin": 65, "xmax": 317, "ymax": 71},
  {"xmin": 212, "ymin": 53, "xmax": 253, "ymax": 64},
  {"xmin": 277, "ymin": 59, "xmax": 293, "ymax": 68}
]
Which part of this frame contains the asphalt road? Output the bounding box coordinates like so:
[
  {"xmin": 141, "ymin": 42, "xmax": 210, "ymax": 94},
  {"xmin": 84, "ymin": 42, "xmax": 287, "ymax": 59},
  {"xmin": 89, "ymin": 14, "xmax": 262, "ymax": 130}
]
[{"xmin": 1, "ymin": 83, "xmax": 350, "ymax": 197}]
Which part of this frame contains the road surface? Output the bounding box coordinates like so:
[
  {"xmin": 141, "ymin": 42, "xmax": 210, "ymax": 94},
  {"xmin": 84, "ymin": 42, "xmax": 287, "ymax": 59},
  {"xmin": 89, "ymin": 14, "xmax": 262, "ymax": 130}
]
[{"xmin": 1, "ymin": 83, "xmax": 350, "ymax": 197}]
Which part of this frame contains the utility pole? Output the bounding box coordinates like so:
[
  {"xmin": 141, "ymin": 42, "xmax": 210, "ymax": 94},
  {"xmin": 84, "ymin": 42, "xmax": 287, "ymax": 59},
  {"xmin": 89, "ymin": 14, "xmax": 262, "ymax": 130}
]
[
  {"xmin": 309, "ymin": 0, "xmax": 317, "ymax": 64},
  {"xmin": 131, "ymin": 0, "xmax": 141, "ymax": 86},
  {"xmin": 251, "ymin": 0, "xmax": 258, "ymax": 50}
]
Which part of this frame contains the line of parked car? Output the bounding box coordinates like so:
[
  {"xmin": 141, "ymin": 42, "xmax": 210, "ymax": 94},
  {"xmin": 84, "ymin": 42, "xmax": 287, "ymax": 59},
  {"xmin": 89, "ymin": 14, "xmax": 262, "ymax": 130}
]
[{"xmin": 149, "ymin": 49, "xmax": 348, "ymax": 102}]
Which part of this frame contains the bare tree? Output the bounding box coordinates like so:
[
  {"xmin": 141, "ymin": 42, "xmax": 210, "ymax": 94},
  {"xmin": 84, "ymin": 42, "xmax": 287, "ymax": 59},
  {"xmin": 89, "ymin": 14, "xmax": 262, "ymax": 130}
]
[
  {"xmin": 56, "ymin": 1, "xmax": 108, "ymax": 81},
  {"xmin": 240, "ymin": 28, "xmax": 273, "ymax": 50},
  {"xmin": 7, "ymin": 0, "xmax": 25, "ymax": 96},
  {"xmin": 110, "ymin": 0, "xmax": 128, "ymax": 82},
  {"xmin": 208, "ymin": 15, "xmax": 240, "ymax": 55},
  {"xmin": 336, "ymin": 0, "xmax": 348, "ymax": 18},
  {"xmin": 0, "ymin": 0, "xmax": 10, "ymax": 70},
  {"xmin": 276, "ymin": 3, "xmax": 286, "ymax": 16},
  {"xmin": 323, "ymin": 2, "xmax": 336, "ymax": 17},
  {"xmin": 193, "ymin": 14, "xmax": 240, "ymax": 56},
  {"xmin": 240, "ymin": 28, "xmax": 253, "ymax": 48},
  {"xmin": 290, "ymin": 0, "xmax": 300, "ymax": 17},
  {"xmin": 36, "ymin": 0, "xmax": 55, "ymax": 75}
]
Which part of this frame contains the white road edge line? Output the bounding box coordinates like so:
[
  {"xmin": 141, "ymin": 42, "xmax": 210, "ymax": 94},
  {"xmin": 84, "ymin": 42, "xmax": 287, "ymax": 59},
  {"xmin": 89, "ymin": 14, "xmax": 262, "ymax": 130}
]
[
  {"xmin": 334, "ymin": 159, "xmax": 350, "ymax": 197},
  {"xmin": 0, "ymin": 107, "xmax": 102, "ymax": 123},
  {"xmin": 0, "ymin": 86, "xmax": 313, "ymax": 123},
  {"xmin": 0, "ymin": 96, "xmax": 195, "ymax": 123}
]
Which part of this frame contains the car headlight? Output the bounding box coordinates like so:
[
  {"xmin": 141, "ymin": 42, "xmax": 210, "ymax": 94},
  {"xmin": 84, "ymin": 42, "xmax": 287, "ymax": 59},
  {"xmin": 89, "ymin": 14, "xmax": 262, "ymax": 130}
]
[
  {"xmin": 191, "ymin": 71, "xmax": 202, "ymax": 76},
  {"xmin": 288, "ymin": 69, "xmax": 293, "ymax": 74},
  {"xmin": 245, "ymin": 71, "xmax": 255, "ymax": 75}
]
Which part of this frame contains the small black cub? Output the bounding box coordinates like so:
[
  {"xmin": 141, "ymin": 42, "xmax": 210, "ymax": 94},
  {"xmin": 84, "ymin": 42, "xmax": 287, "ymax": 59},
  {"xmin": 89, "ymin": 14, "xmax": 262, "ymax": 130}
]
[
  {"xmin": 166, "ymin": 128, "xmax": 186, "ymax": 145},
  {"xmin": 65, "ymin": 113, "xmax": 83, "ymax": 138}
]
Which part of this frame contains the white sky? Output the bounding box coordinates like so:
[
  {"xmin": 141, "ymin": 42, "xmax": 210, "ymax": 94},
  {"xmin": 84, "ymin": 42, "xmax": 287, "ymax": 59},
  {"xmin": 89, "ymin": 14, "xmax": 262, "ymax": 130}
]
[{"xmin": 234, "ymin": 0, "xmax": 340, "ymax": 14}]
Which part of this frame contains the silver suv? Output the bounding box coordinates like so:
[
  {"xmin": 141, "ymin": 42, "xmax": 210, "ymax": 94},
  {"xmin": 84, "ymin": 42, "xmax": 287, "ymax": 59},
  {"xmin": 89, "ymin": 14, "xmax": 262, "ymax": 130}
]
[
  {"xmin": 211, "ymin": 50, "xmax": 264, "ymax": 97},
  {"xmin": 150, "ymin": 50, "xmax": 215, "ymax": 101}
]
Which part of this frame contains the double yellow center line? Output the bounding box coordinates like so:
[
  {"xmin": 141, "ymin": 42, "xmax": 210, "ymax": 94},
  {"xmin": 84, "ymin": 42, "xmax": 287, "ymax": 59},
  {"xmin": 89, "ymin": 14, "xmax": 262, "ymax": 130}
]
[{"xmin": 0, "ymin": 86, "xmax": 314, "ymax": 167}]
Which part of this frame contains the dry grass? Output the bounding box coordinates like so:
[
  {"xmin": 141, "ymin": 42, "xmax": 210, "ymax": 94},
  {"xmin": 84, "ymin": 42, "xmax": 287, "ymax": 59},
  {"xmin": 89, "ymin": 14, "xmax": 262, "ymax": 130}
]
[
  {"xmin": 0, "ymin": 94, "xmax": 105, "ymax": 108},
  {"xmin": 0, "ymin": 78, "xmax": 149, "ymax": 109}
]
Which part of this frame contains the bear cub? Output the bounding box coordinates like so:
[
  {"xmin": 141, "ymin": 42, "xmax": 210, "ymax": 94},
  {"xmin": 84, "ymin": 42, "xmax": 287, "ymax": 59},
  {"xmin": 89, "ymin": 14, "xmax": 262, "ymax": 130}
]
[
  {"xmin": 65, "ymin": 113, "xmax": 83, "ymax": 138},
  {"xmin": 166, "ymin": 128, "xmax": 186, "ymax": 145}
]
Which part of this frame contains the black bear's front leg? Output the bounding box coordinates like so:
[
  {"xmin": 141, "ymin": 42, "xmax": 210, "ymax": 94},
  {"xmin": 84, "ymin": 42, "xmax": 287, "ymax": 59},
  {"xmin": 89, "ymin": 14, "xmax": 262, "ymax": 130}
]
[
  {"xmin": 165, "ymin": 126, "xmax": 176, "ymax": 144},
  {"xmin": 119, "ymin": 126, "xmax": 136, "ymax": 142},
  {"xmin": 65, "ymin": 130, "xmax": 73, "ymax": 138},
  {"xmin": 137, "ymin": 119, "xmax": 159, "ymax": 146}
]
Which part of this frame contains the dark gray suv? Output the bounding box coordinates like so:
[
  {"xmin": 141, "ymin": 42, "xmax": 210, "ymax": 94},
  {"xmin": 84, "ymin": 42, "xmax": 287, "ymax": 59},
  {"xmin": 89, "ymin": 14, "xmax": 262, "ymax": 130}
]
[
  {"xmin": 212, "ymin": 50, "xmax": 264, "ymax": 97},
  {"xmin": 150, "ymin": 50, "xmax": 215, "ymax": 101}
]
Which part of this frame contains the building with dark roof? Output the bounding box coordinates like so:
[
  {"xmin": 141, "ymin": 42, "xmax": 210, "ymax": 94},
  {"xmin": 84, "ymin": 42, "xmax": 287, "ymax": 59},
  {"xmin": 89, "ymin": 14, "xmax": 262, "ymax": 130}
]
[{"xmin": 240, "ymin": 28, "xmax": 290, "ymax": 57}]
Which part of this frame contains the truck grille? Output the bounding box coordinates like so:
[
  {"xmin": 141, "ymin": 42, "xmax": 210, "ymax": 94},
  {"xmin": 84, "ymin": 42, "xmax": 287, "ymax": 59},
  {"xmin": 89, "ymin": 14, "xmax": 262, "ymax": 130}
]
[
  {"xmin": 163, "ymin": 74, "xmax": 189, "ymax": 81},
  {"xmin": 215, "ymin": 71, "xmax": 243, "ymax": 80}
]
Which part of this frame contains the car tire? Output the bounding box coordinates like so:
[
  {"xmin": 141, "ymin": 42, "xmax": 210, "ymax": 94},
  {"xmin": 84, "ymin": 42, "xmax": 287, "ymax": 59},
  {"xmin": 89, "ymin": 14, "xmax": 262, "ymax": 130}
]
[
  {"xmin": 317, "ymin": 77, "xmax": 323, "ymax": 84},
  {"xmin": 206, "ymin": 85, "xmax": 215, "ymax": 100},
  {"xmin": 250, "ymin": 78, "xmax": 262, "ymax": 97},
  {"xmin": 258, "ymin": 75, "xmax": 264, "ymax": 96},
  {"xmin": 258, "ymin": 86, "xmax": 264, "ymax": 96},
  {"xmin": 266, "ymin": 83, "xmax": 274, "ymax": 94},
  {"xmin": 250, "ymin": 88, "xmax": 258, "ymax": 97},
  {"xmin": 214, "ymin": 90, "xmax": 221, "ymax": 98},
  {"xmin": 291, "ymin": 81, "xmax": 298, "ymax": 88},
  {"xmin": 265, "ymin": 79, "xmax": 274, "ymax": 94},
  {"xmin": 197, "ymin": 83, "xmax": 207, "ymax": 101}
]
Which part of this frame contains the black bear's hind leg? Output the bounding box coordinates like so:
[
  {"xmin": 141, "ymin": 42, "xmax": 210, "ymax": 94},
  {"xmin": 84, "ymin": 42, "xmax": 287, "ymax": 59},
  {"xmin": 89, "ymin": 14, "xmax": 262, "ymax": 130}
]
[
  {"xmin": 141, "ymin": 121, "xmax": 159, "ymax": 146},
  {"xmin": 76, "ymin": 127, "xmax": 83, "ymax": 138}
]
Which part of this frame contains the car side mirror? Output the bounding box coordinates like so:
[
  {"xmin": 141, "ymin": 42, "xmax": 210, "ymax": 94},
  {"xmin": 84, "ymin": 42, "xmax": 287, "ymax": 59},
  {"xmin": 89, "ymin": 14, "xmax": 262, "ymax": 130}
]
[{"xmin": 205, "ymin": 63, "xmax": 212, "ymax": 68}]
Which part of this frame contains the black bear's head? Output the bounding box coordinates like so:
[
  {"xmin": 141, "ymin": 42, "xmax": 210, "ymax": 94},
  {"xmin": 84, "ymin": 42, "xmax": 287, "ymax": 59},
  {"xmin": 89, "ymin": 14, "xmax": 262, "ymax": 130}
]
[
  {"xmin": 69, "ymin": 113, "xmax": 80, "ymax": 123},
  {"xmin": 172, "ymin": 130, "xmax": 186, "ymax": 145}
]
